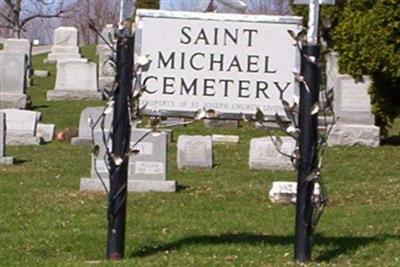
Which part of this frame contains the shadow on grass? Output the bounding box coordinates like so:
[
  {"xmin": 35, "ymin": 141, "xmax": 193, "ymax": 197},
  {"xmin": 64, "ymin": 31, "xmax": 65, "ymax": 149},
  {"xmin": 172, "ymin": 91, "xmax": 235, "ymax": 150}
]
[
  {"xmin": 130, "ymin": 233, "xmax": 397, "ymax": 262},
  {"xmin": 381, "ymin": 135, "xmax": 400, "ymax": 146},
  {"xmin": 176, "ymin": 184, "xmax": 191, "ymax": 192},
  {"xmin": 30, "ymin": 104, "xmax": 50, "ymax": 110},
  {"xmin": 13, "ymin": 158, "xmax": 29, "ymax": 165}
]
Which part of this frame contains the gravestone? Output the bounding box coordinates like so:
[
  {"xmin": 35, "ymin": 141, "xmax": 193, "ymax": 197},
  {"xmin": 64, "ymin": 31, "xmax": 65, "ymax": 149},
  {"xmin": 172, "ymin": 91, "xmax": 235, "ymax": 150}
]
[
  {"xmin": 33, "ymin": 70, "xmax": 49, "ymax": 77},
  {"xmin": 204, "ymin": 119, "xmax": 239, "ymax": 128},
  {"xmin": 71, "ymin": 106, "xmax": 113, "ymax": 145},
  {"xmin": 129, "ymin": 129, "xmax": 168, "ymax": 180},
  {"xmin": 98, "ymin": 49, "xmax": 115, "ymax": 92},
  {"xmin": 0, "ymin": 52, "xmax": 29, "ymax": 109},
  {"xmin": 96, "ymin": 24, "xmax": 115, "ymax": 54},
  {"xmin": 97, "ymin": 25, "xmax": 115, "ymax": 92},
  {"xmin": 89, "ymin": 130, "xmax": 111, "ymax": 179},
  {"xmin": 212, "ymin": 134, "xmax": 239, "ymax": 144},
  {"xmin": 44, "ymin": 26, "xmax": 81, "ymax": 64},
  {"xmin": 4, "ymin": 38, "xmax": 32, "ymax": 65},
  {"xmin": 177, "ymin": 135, "xmax": 213, "ymax": 169},
  {"xmin": 1, "ymin": 109, "xmax": 41, "ymax": 145},
  {"xmin": 269, "ymin": 181, "xmax": 320, "ymax": 204},
  {"xmin": 47, "ymin": 59, "xmax": 102, "ymax": 100},
  {"xmin": 326, "ymin": 52, "xmax": 380, "ymax": 147},
  {"xmin": 249, "ymin": 136, "xmax": 295, "ymax": 170},
  {"xmin": 81, "ymin": 128, "xmax": 177, "ymax": 192},
  {"xmin": 36, "ymin": 123, "xmax": 56, "ymax": 142},
  {"xmin": 0, "ymin": 112, "xmax": 14, "ymax": 165},
  {"xmin": 3, "ymin": 38, "xmax": 32, "ymax": 86}
]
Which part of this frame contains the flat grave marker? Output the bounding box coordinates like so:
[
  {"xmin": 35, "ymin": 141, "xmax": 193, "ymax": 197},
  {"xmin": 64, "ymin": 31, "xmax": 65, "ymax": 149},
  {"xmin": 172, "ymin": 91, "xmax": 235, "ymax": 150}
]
[{"xmin": 177, "ymin": 135, "xmax": 213, "ymax": 169}]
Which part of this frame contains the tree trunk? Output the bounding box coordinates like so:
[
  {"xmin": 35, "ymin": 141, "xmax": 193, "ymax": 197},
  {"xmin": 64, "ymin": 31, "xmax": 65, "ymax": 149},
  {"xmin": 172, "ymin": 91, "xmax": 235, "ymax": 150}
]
[{"xmin": 13, "ymin": 27, "xmax": 21, "ymax": 38}]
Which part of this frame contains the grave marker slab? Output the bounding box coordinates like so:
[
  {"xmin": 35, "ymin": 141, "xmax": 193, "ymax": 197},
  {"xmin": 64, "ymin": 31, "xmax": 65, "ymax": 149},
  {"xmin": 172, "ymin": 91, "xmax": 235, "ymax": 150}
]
[
  {"xmin": 334, "ymin": 75, "xmax": 375, "ymax": 125},
  {"xmin": 47, "ymin": 59, "xmax": 102, "ymax": 100},
  {"xmin": 204, "ymin": 119, "xmax": 239, "ymax": 128},
  {"xmin": 96, "ymin": 24, "xmax": 115, "ymax": 54},
  {"xmin": 0, "ymin": 52, "xmax": 28, "ymax": 109},
  {"xmin": 33, "ymin": 70, "xmax": 49, "ymax": 77},
  {"xmin": 82, "ymin": 128, "xmax": 177, "ymax": 192},
  {"xmin": 1, "ymin": 109, "xmax": 41, "ymax": 145},
  {"xmin": 4, "ymin": 38, "xmax": 32, "ymax": 66},
  {"xmin": 4, "ymin": 38, "xmax": 32, "ymax": 86},
  {"xmin": 249, "ymin": 137, "xmax": 295, "ymax": 170},
  {"xmin": 177, "ymin": 135, "xmax": 213, "ymax": 169},
  {"xmin": 129, "ymin": 129, "xmax": 168, "ymax": 181},
  {"xmin": 269, "ymin": 181, "xmax": 321, "ymax": 204},
  {"xmin": 0, "ymin": 112, "xmax": 14, "ymax": 164},
  {"xmin": 212, "ymin": 134, "xmax": 239, "ymax": 144},
  {"xmin": 98, "ymin": 49, "xmax": 115, "ymax": 92},
  {"xmin": 36, "ymin": 123, "xmax": 56, "ymax": 142},
  {"xmin": 326, "ymin": 52, "xmax": 380, "ymax": 147},
  {"xmin": 71, "ymin": 107, "xmax": 113, "ymax": 145},
  {"xmin": 45, "ymin": 27, "xmax": 81, "ymax": 63},
  {"xmin": 327, "ymin": 123, "xmax": 380, "ymax": 147}
]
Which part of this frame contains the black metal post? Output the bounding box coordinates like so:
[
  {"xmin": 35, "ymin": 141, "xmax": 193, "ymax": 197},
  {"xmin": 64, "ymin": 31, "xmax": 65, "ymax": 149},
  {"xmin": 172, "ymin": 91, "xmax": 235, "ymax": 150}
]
[
  {"xmin": 294, "ymin": 44, "xmax": 320, "ymax": 262},
  {"xmin": 107, "ymin": 27, "xmax": 133, "ymax": 260}
]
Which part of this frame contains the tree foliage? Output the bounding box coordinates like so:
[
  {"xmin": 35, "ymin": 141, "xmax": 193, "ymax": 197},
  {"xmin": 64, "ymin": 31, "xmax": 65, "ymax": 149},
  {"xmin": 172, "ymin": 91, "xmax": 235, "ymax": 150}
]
[
  {"xmin": 292, "ymin": 0, "xmax": 400, "ymax": 133},
  {"xmin": 333, "ymin": 0, "xmax": 400, "ymax": 131},
  {"xmin": 136, "ymin": 0, "xmax": 160, "ymax": 9},
  {"xmin": 0, "ymin": 0, "xmax": 69, "ymax": 38}
]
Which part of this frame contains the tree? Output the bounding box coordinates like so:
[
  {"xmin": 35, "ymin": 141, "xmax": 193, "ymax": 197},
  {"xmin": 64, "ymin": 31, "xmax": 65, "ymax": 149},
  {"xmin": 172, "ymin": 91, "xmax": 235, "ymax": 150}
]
[
  {"xmin": 291, "ymin": 0, "xmax": 400, "ymax": 133},
  {"xmin": 333, "ymin": 0, "xmax": 400, "ymax": 133},
  {"xmin": 136, "ymin": 0, "xmax": 159, "ymax": 9},
  {"xmin": 0, "ymin": 0, "xmax": 70, "ymax": 38},
  {"xmin": 65, "ymin": 0, "xmax": 119, "ymax": 44}
]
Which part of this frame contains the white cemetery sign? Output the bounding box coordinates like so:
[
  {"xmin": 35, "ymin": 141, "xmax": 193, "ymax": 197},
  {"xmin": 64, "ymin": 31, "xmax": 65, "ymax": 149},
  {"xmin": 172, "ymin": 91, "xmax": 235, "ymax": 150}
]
[{"xmin": 135, "ymin": 10, "xmax": 302, "ymax": 119}]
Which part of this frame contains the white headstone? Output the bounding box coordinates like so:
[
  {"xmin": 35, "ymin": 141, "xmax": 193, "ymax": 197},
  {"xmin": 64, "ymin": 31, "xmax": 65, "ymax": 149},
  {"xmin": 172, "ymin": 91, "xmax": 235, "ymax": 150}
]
[
  {"xmin": 33, "ymin": 70, "xmax": 49, "ymax": 77},
  {"xmin": 212, "ymin": 134, "xmax": 239, "ymax": 144},
  {"xmin": 36, "ymin": 123, "xmax": 56, "ymax": 142},
  {"xmin": 45, "ymin": 26, "xmax": 81, "ymax": 63},
  {"xmin": 249, "ymin": 137, "xmax": 295, "ymax": 170},
  {"xmin": 269, "ymin": 181, "xmax": 321, "ymax": 204},
  {"xmin": 0, "ymin": 52, "xmax": 28, "ymax": 109},
  {"xmin": 98, "ymin": 49, "xmax": 115, "ymax": 92},
  {"xmin": 98, "ymin": 24, "xmax": 115, "ymax": 46},
  {"xmin": 47, "ymin": 59, "xmax": 102, "ymax": 100},
  {"xmin": 326, "ymin": 52, "xmax": 380, "ymax": 147},
  {"xmin": 71, "ymin": 107, "xmax": 113, "ymax": 145},
  {"xmin": 204, "ymin": 119, "xmax": 239, "ymax": 128},
  {"xmin": 327, "ymin": 123, "xmax": 380, "ymax": 147},
  {"xmin": 334, "ymin": 75, "xmax": 375, "ymax": 125},
  {"xmin": 1, "ymin": 109, "xmax": 41, "ymax": 145},
  {"xmin": 82, "ymin": 128, "xmax": 177, "ymax": 192},
  {"xmin": 4, "ymin": 38, "xmax": 32, "ymax": 66},
  {"xmin": 0, "ymin": 112, "xmax": 14, "ymax": 164},
  {"xmin": 129, "ymin": 129, "xmax": 168, "ymax": 181},
  {"xmin": 177, "ymin": 135, "xmax": 213, "ymax": 169}
]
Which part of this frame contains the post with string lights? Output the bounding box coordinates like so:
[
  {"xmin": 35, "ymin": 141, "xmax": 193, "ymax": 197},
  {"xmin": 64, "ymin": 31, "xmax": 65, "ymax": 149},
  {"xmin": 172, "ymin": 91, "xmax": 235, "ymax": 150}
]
[
  {"xmin": 106, "ymin": 1, "xmax": 134, "ymax": 260},
  {"xmin": 293, "ymin": 0, "xmax": 335, "ymax": 263}
]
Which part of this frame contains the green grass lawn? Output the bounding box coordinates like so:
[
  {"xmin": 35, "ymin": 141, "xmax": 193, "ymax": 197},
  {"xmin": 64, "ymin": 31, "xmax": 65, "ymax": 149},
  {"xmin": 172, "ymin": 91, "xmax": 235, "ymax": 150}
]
[{"xmin": 1, "ymin": 46, "xmax": 400, "ymax": 267}]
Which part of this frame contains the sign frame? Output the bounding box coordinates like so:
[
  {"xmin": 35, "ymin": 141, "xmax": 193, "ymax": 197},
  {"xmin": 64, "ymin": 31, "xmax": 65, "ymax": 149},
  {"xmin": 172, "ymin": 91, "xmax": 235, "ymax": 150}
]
[{"xmin": 134, "ymin": 9, "xmax": 303, "ymax": 120}]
